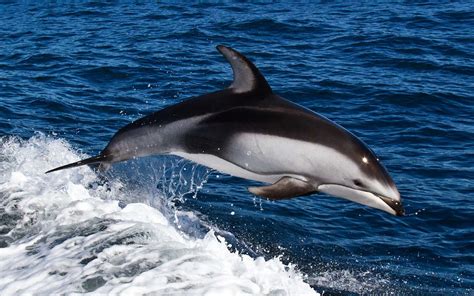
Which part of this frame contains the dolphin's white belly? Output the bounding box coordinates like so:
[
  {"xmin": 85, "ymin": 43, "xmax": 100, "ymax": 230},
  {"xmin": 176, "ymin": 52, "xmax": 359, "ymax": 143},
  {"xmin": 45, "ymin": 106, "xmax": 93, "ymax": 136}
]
[
  {"xmin": 173, "ymin": 151, "xmax": 285, "ymax": 184},
  {"xmin": 174, "ymin": 133, "xmax": 359, "ymax": 186}
]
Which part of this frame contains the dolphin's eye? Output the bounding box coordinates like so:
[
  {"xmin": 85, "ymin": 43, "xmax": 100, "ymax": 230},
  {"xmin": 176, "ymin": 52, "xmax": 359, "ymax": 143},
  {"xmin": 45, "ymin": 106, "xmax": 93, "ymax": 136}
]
[{"xmin": 353, "ymin": 179, "xmax": 364, "ymax": 187}]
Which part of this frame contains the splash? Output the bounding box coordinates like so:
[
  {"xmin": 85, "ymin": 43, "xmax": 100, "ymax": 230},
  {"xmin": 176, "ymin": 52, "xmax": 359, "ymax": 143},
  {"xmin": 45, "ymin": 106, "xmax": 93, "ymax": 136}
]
[
  {"xmin": 0, "ymin": 135, "xmax": 317, "ymax": 295},
  {"xmin": 308, "ymin": 268, "xmax": 391, "ymax": 294}
]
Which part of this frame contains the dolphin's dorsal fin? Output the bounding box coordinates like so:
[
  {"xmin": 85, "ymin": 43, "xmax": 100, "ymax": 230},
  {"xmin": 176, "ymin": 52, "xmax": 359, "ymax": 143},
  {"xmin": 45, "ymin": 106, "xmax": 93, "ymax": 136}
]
[{"xmin": 217, "ymin": 45, "xmax": 272, "ymax": 94}]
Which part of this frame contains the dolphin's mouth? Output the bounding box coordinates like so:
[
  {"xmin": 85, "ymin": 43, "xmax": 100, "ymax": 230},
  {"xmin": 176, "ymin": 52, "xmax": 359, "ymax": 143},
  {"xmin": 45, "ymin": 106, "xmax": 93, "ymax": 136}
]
[
  {"xmin": 375, "ymin": 194, "xmax": 405, "ymax": 216},
  {"xmin": 317, "ymin": 184, "xmax": 404, "ymax": 216}
]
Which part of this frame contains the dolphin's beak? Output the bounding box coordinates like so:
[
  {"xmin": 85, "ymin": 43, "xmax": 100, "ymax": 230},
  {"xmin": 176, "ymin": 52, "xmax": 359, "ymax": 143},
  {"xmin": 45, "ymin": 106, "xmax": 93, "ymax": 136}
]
[
  {"xmin": 374, "ymin": 193, "xmax": 405, "ymax": 216},
  {"xmin": 317, "ymin": 184, "xmax": 404, "ymax": 216}
]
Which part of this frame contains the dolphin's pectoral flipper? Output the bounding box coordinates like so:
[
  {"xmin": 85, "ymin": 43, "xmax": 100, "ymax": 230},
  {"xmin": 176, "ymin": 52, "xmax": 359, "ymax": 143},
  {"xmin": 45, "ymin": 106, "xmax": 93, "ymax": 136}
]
[{"xmin": 248, "ymin": 177, "xmax": 316, "ymax": 200}]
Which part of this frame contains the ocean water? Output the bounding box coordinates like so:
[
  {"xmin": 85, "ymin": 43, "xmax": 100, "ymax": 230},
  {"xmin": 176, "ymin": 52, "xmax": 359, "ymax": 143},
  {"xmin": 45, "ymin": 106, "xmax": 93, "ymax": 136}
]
[{"xmin": 0, "ymin": 2, "xmax": 473, "ymax": 295}]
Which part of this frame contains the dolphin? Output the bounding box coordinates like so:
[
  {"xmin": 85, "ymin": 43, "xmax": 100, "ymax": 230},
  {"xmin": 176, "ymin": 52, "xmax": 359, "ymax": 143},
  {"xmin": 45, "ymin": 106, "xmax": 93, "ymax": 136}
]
[{"xmin": 46, "ymin": 45, "xmax": 404, "ymax": 216}]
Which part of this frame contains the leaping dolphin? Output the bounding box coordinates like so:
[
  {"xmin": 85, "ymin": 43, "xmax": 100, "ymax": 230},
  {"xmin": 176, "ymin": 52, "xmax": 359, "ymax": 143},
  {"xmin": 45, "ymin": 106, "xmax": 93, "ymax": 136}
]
[{"xmin": 47, "ymin": 45, "xmax": 404, "ymax": 216}]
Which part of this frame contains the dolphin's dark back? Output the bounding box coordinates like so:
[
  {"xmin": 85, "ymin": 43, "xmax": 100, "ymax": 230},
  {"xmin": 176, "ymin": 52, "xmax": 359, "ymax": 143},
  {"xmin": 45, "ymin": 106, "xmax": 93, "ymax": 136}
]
[{"xmin": 115, "ymin": 89, "xmax": 262, "ymax": 135}]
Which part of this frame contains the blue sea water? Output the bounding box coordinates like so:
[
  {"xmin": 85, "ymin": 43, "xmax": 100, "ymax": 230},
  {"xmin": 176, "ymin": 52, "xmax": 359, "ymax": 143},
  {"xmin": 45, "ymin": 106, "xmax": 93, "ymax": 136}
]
[{"xmin": 1, "ymin": 2, "xmax": 473, "ymax": 295}]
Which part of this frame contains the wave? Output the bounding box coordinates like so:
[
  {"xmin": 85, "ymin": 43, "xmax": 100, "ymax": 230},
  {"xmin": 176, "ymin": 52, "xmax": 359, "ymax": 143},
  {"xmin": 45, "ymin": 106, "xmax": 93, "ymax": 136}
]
[{"xmin": 0, "ymin": 135, "xmax": 316, "ymax": 295}]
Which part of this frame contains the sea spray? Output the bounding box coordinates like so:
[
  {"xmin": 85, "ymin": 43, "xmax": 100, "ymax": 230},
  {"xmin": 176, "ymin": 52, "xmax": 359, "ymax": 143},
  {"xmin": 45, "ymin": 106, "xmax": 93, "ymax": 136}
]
[{"xmin": 0, "ymin": 135, "xmax": 316, "ymax": 295}]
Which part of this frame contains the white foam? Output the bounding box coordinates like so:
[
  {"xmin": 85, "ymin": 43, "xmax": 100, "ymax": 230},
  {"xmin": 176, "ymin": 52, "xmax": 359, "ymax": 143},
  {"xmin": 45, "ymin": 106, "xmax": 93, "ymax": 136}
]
[{"xmin": 0, "ymin": 135, "xmax": 317, "ymax": 295}]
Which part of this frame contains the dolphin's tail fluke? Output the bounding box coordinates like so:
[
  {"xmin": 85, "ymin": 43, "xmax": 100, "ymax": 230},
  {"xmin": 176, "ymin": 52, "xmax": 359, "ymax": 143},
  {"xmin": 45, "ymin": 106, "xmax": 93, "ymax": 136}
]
[{"xmin": 45, "ymin": 154, "xmax": 110, "ymax": 174}]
